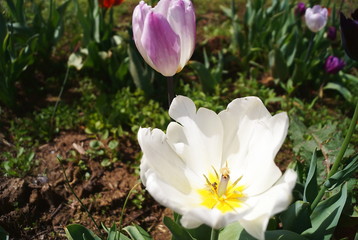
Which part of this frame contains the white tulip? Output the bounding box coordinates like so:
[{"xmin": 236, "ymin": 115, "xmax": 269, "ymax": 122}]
[
  {"xmin": 305, "ymin": 5, "xmax": 328, "ymax": 32},
  {"xmin": 138, "ymin": 96, "xmax": 297, "ymax": 240}
]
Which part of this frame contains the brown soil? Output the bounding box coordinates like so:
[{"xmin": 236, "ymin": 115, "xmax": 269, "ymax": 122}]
[{"xmin": 0, "ymin": 132, "xmax": 171, "ymax": 240}]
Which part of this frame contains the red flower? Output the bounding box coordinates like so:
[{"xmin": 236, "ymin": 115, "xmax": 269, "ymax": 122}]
[{"xmin": 99, "ymin": 0, "xmax": 124, "ymax": 8}]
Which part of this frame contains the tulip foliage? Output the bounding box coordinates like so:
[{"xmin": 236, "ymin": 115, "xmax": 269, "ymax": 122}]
[
  {"xmin": 0, "ymin": 0, "xmax": 357, "ymax": 239},
  {"xmin": 222, "ymin": 0, "xmax": 357, "ymax": 103}
]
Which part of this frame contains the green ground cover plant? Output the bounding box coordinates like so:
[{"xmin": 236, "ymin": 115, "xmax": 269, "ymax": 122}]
[{"xmin": 0, "ymin": 0, "xmax": 357, "ymax": 239}]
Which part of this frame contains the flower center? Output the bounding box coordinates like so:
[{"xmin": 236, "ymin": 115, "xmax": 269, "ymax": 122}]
[{"xmin": 197, "ymin": 166, "xmax": 246, "ymax": 213}]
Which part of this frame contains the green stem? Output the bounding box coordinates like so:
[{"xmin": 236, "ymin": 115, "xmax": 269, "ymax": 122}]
[
  {"xmin": 305, "ymin": 32, "xmax": 315, "ymax": 63},
  {"xmin": 167, "ymin": 76, "xmax": 175, "ymax": 107},
  {"xmin": 51, "ymin": 66, "xmax": 70, "ymax": 132},
  {"xmin": 311, "ymin": 101, "xmax": 358, "ymax": 210},
  {"xmin": 57, "ymin": 156, "xmax": 103, "ymax": 236},
  {"xmin": 328, "ymin": 101, "xmax": 358, "ymax": 178},
  {"xmin": 210, "ymin": 228, "xmax": 220, "ymax": 240},
  {"xmin": 119, "ymin": 182, "xmax": 140, "ymax": 232}
]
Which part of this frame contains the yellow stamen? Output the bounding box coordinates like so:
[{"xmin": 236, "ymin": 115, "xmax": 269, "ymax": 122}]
[{"xmin": 198, "ymin": 166, "xmax": 246, "ymax": 213}]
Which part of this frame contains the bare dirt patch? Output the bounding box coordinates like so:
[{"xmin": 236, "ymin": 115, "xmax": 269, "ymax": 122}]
[{"xmin": 0, "ymin": 132, "xmax": 171, "ymax": 240}]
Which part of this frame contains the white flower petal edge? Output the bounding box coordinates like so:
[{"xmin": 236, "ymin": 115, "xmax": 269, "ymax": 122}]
[
  {"xmin": 239, "ymin": 169, "xmax": 297, "ymax": 240},
  {"xmin": 167, "ymin": 96, "xmax": 224, "ymax": 176},
  {"xmin": 218, "ymin": 97, "xmax": 289, "ymax": 195},
  {"xmin": 138, "ymin": 95, "xmax": 297, "ymax": 240}
]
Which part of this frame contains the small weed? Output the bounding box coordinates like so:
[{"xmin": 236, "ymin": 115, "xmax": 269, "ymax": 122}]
[{"xmin": 1, "ymin": 145, "xmax": 36, "ymax": 177}]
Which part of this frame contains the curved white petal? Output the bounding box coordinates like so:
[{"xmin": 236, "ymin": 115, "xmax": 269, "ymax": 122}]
[
  {"xmin": 180, "ymin": 206, "xmax": 250, "ymax": 229},
  {"xmin": 143, "ymin": 166, "xmax": 196, "ymax": 214},
  {"xmin": 167, "ymin": 96, "xmax": 224, "ymax": 176},
  {"xmin": 219, "ymin": 97, "xmax": 288, "ymax": 195},
  {"xmin": 239, "ymin": 169, "xmax": 297, "ymax": 240},
  {"xmin": 138, "ymin": 127, "xmax": 191, "ymax": 194},
  {"xmin": 167, "ymin": 0, "xmax": 196, "ymax": 70}
]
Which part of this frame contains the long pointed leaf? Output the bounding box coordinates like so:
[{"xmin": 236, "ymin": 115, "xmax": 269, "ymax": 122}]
[
  {"xmin": 302, "ymin": 183, "xmax": 348, "ymax": 240},
  {"xmin": 303, "ymin": 150, "xmax": 318, "ymax": 203}
]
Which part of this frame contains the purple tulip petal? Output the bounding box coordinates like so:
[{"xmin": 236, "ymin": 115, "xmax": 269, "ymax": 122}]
[
  {"xmin": 141, "ymin": 12, "xmax": 180, "ymax": 76},
  {"xmin": 132, "ymin": 1, "xmax": 153, "ymax": 66},
  {"xmin": 167, "ymin": 0, "xmax": 196, "ymax": 70}
]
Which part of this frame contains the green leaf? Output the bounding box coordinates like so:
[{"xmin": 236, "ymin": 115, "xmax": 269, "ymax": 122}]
[
  {"xmin": 303, "ymin": 151, "xmax": 318, "ymax": 203},
  {"xmin": 123, "ymin": 225, "xmax": 152, "ymax": 240},
  {"xmin": 302, "ymin": 183, "xmax": 348, "ymax": 240},
  {"xmin": 187, "ymin": 224, "xmax": 211, "ymax": 240},
  {"xmin": 324, "ymin": 82, "xmax": 352, "ymax": 103},
  {"xmin": 108, "ymin": 140, "xmax": 119, "ymax": 150},
  {"xmin": 127, "ymin": 40, "xmax": 154, "ymax": 96},
  {"xmin": 0, "ymin": 226, "xmax": 9, "ymax": 240},
  {"xmin": 65, "ymin": 224, "xmax": 101, "ymax": 240},
  {"xmin": 89, "ymin": 140, "xmax": 101, "ymax": 149},
  {"xmin": 101, "ymin": 159, "xmax": 111, "ymax": 167},
  {"xmin": 268, "ymin": 48, "xmax": 288, "ymax": 81},
  {"xmin": 324, "ymin": 154, "xmax": 358, "ymax": 190},
  {"xmin": 219, "ymin": 222, "xmax": 244, "ymax": 240},
  {"xmin": 280, "ymin": 201, "xmax": 311, "ymax": 234},
  {"xmin": 118, "ymin": 234, "xmax": 131, "ymax": 240},
  {"xmin": 163, "ymin": 216, "xmax": 196, "ymax": 240},
  {"xmin": 288, "ymin": 117, "xmax": 354, "ymax": 185},
  {"xmin": 238, "ymin": 229, "xmax": 257, "ymax": 240},
  {"xmin": 265, "ymin": 230, "xmax": 309, "ymax": 240},
  {"xmin": 188, "ymin": 61, "xmax": 216, "ymax": 94}
]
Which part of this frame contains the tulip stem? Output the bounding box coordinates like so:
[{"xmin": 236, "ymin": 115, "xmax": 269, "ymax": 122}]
[
  {"xmin": 210, "ymin": 228, "xmax": 220, "ymax": 240},
  {"xmin": 167, "ymin": 76, "xmax": 175, "ymax": 107},
  {"xmin": 310, "ymin": 101, "xmax": 358, "ymax": 211},
  {"xmin": 305, "ymin": 32, "xmax": 315, "ymax": 63}
]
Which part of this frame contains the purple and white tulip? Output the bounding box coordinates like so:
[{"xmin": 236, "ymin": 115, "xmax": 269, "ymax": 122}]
[
  {"xmin": 305, "ymin": 5, "xmax": 328, "ymax": 32},
  {"xmin": 132, "ymin": 0, "xmax": 196, "ymax": 77}
]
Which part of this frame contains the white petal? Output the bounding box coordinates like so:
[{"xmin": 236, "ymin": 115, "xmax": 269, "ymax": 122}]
[
  {"xmin": 167, "ymin": 96, "xmax": 224, "ymax": 176},
  {"xmin": 180, "ymin": 206, "xmax": 250, "ymax": 229},
  {"xmin": 143, "ymin": 166, "xmax": 196, "ymax": 214},
  {"xmin": 138, "ymin": 127, "xmax": 191, "ymax": 194},
  {"xmin": 239, "ymin": 169, "xmax": 297, "ymax": 240},
  {"xmin": 219, "ymin": 97, "xmax": 288, "ymax": 195},
  {"xmin": 153, "ymin": 0, "xmax": 172, "ymax": 17},
  {"xmin": 167, "ymin": 0, "xmax": 196, "ymax": 70}
]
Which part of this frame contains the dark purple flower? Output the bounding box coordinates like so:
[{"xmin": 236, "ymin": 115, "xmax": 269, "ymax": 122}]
[
  {"xmin": 340, "ymin": 9, "xmax": 358, "ymax": 61},
  {"xmin": 295, "ymin": 2, "xmax": 306, "ymax": 17},
  {"xmin": 327, "ymin": 26, "xmax": 337, "ymax": 40},
  {"xmin": 325, "ymin": 56, "xmax": 345, "ymax": 74}
]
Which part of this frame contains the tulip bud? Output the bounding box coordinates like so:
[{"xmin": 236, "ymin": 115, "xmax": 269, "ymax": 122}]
[
  {"xmin": 295, "ymin": 2, "xmax": 306, "ymax": 17},
  {"xmin": 325, "ymin": 56, "xmax": 345, "ymax": 74},
  {"xmin": 340, "ymin": 9, "xmax": 358, "ymax": 61},
  {"xmin": 305, "ymin": 5, "xmax": 328, "ymax": 32},
  {"xmin": 99, "ymin": 0, "xmax": 124, "ymax": 8},
  {"xmin": 327, "ymin": 26, "xmax": 337, "ymax": 41},
  {"xmin": 132, "ymin": 0, "xmax": 196, "ymax": 77}
]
